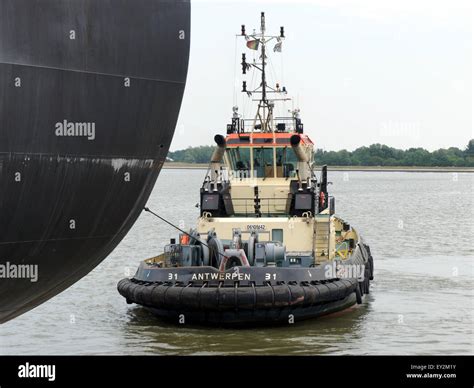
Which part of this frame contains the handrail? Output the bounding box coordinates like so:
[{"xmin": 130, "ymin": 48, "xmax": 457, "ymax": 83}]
[
  {"xmin": 238, "ymin": 116, "xmax": 298, "ymax": 132},
  {"xmin": 231, "ymin": 197, "xmax": 288, "ymax": 216},
  {"xmin": 326, "ymin": 195, "xmax": 334, "ymax": 258}
]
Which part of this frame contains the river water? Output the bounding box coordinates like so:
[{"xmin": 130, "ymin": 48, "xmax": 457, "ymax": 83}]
[{"xmin": 1, "ymin": 170, "xmax": 473, "ymax": 355}]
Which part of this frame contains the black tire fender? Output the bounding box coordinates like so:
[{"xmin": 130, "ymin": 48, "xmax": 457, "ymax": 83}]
[{"xmin": 355, "ymin": 283, "xmax": 362, "ymax": 304}]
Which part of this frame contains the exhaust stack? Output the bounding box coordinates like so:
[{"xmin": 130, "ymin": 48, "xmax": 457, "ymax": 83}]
[
  {"xmin": 210, "ymin": 134, "xmax": 226, "ymax": 187},
  {"xmin": 290, "ymin": 135, "xmax": 309, "ymax": 162},
  {"xmin": 211, "ymin": 134, "xmax": 226, "ymax": 163}
]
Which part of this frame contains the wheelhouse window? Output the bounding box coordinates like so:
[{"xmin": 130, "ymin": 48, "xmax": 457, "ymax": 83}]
[
  {"xmin": 254, "ymin": 147, "xmax": 274, "ymax": 178},
  {"xmin": 226, "ymin": 147, "xmax": 251, "ymax": 175},
  {"xmin": 275, "ymin": 147, "xmax": 297, "ymax": 178},
  {"xmin": 227, "ymin": 146, "xmax": 297, "ymax": 179}
]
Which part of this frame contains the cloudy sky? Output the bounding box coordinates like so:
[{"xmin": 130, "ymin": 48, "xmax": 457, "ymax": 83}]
[{"xmin": 172, "ymin": 0, "xmax": 472, "ymax": 152}]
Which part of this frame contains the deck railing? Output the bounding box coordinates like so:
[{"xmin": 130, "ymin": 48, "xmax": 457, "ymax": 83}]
[
  {"xmin": 237, "ymin": 116, "xmax": 299, "ymax": 133},
  {"xmin": 231, "ymin": 197, "xmax": 288, "ymax": 216}
]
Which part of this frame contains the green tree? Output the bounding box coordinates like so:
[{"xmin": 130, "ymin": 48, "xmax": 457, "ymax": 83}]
[
  {"xmin": 168, "ymin": 145, "xmax": 214, "ymax": 163},
  {"xmin": 466, "ymin": 139, "xmax": 474, "ymax": 155},
  {"xmin": 169, "ymin": 142, "xmax": 474, "ymax": 167}
]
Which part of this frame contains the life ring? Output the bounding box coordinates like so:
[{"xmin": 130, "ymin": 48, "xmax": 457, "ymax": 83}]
[{"xmin": 180, "ymin": 234, "xmax": 190, "ymax": 245}]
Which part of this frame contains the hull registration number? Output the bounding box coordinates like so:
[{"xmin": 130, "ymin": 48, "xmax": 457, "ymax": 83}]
[{"xmin": 246, "ymin": 224, "xmax": 266, "ymax": 231}]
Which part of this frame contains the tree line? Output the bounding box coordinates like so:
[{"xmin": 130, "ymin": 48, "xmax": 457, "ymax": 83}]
[{"xmin": 168, "ymin": 140, "xmax": 474, "ymax": 167}]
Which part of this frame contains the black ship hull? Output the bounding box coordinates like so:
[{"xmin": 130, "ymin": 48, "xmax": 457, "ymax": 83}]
[{"xmin": 0, "ymin": 0, "xmax": 190, "ymax": 323}]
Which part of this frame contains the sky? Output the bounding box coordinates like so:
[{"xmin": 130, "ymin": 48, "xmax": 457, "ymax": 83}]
[{"xmin": 171, "ymin": 0, "xmax": 472, "ymax": 152}]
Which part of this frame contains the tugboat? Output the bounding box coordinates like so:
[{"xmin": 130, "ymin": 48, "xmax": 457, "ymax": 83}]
[{"xmin": 118, "ymin": 12, "xmax": 374, "ymax": 325}]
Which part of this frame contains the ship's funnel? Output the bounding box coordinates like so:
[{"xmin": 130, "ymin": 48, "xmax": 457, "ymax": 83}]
[
  {"xmin": 290, "ymin": 135, "xmax": 309, "ymax": 162},
  {"xmin": 211, "ymin": 134, "xmax": 226, "ymax": 163}
]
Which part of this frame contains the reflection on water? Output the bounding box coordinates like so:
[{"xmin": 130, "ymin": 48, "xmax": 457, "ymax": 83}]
[
  {"xmin": 1, "ymin": 170, "xmax": 473, "ymax": 355},
  {"xmin": 121, "ymin": 302, "xmax": 370, "ymax": 355}
]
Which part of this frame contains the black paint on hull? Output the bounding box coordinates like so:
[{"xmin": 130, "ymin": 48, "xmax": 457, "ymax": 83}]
[{"xmin": 0, "ymin": 0, "xmax": 190, "ymax": 323}]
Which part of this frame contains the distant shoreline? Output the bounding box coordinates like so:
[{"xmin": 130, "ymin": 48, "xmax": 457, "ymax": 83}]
[{"xmin": 163, "ymin": 162, "xmax": 474, "ymax": 173}]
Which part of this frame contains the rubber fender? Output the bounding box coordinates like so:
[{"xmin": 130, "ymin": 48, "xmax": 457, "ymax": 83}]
[
  {"xmin": 217, "ymin": 287, "xmax": 238, "ymax": 310},
  {"xmin": 369, "ymin": 253, "xmax": 374, "ymax": 280},
  {"xmin": 316, "ymin": 283, "xmax": 332, "ymax": 303},
  {"xmin": 254, "ymin": 285, "xmax": 275, "ymax": 309},
  {"xmin": 355, "ymin": 283, "xmax": 362, "ymax": 304},
  {"xmin": 327, "ymin": 281, "xmax": 344, "ymax": 300},
  {"xmin": 180, "ymin": 286, "xmax": 201, "ymax": 310},
  {"xmin": 364, "ymin": 267, "xmax": 371, "ymax": 294},
  {"xmin": 236, "ymin": 287, "xmax": 256, "ymax": 310},
  {"xmin": 163, "ymin": 286, "xmax": 183, "ymax": 309},
  {"xmin": 117, "ymin": 278, "xmax": 131, "ymax": 297},
  {"xmin": 199, "ymin": 287, "xmax": 220, "ymax": 311},
  {"xmin": 130, "ymin": 282, "xmax": 143, "ymax": 303},
  {"xmin": 287, "ymin": 284, "xmax": 305, "ymax": 306},
  {"xmin": 150, "ymin": 284, "xmax": 168, "ymax": 307},
  {"xmin": 339, "ymin": 279, "xmax": 357, "ymax": 298},
  {"xmin": 135, "ymin": 285, "xmax": 146, "ymax": 305},
  {"xmin": 272, "ymin": 285, "xmax": 291, "ymax": 307},
  {"xmin": 303, "ymin": 284, "xmax": 319, "ymax": 306},
  {"xmin": 140, "ymin": 284, "xmax": 156, "ymax": 306}
]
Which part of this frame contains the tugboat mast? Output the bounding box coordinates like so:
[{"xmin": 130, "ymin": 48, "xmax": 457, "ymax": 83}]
[
  {"xmin": 260, "ymin": 12, "xmax": 267, "ymax": 106},
  {"xmin": 240, "ymin": 12, "xmax": 286, "ymax": 132}
]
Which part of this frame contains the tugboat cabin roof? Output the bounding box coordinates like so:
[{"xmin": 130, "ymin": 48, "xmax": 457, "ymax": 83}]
[{"xmin": 225, "ymin": 132, "xmax": 314, "ymax": 147}]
